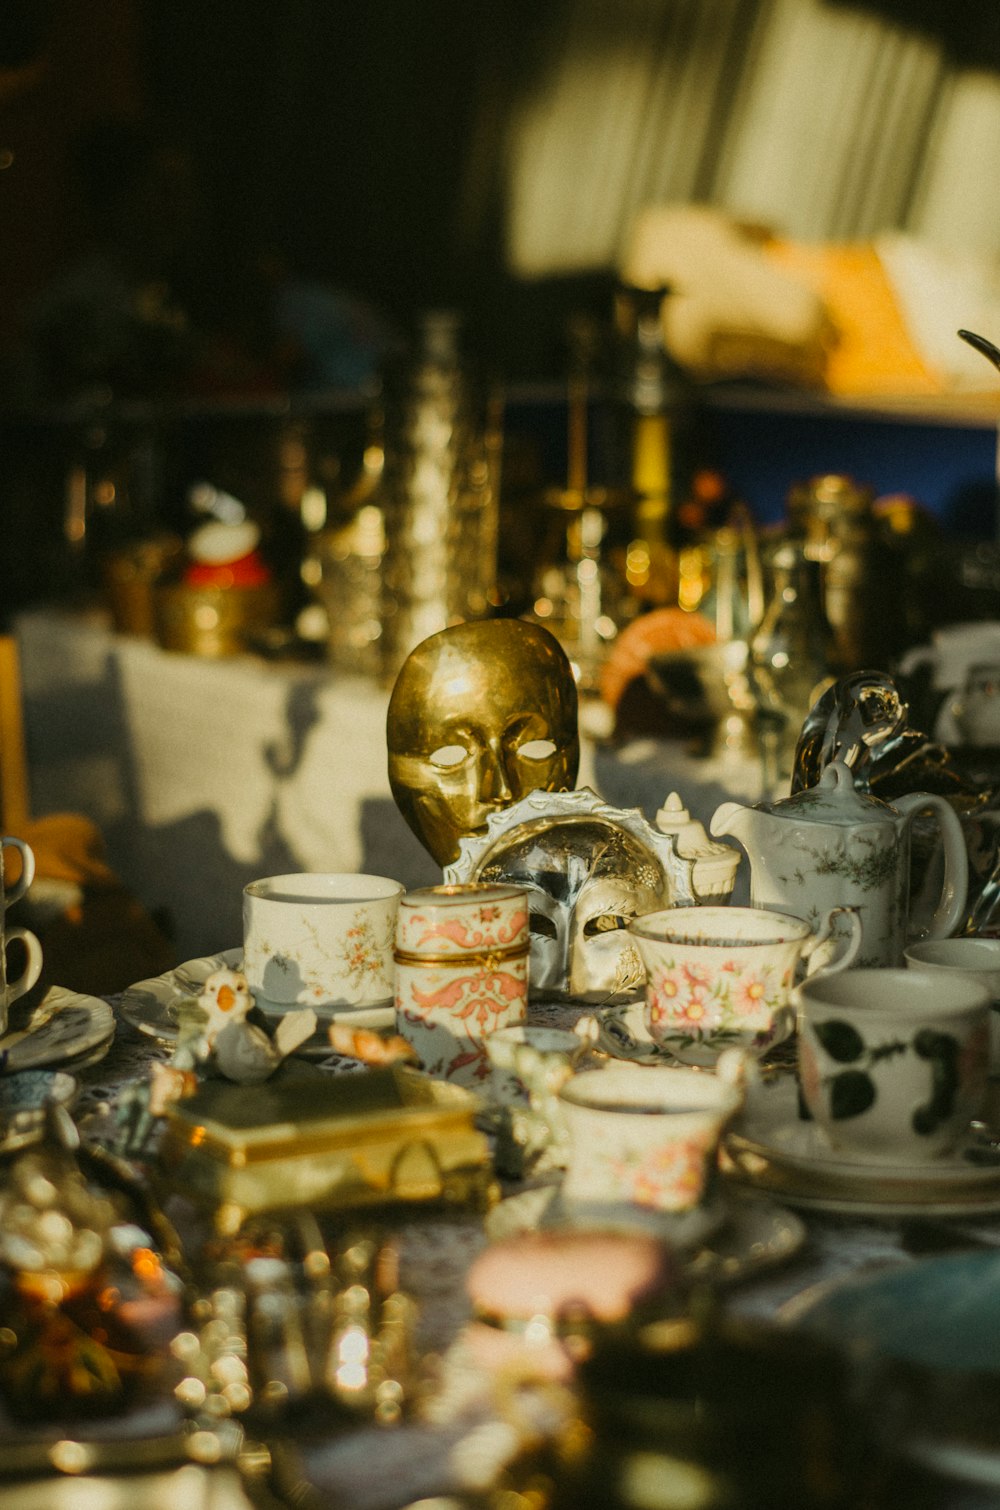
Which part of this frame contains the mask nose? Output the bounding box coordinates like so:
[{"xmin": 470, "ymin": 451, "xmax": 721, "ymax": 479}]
[{"xmin": 477, "ymin": 742, "xmax": 513, "ymax": 805}]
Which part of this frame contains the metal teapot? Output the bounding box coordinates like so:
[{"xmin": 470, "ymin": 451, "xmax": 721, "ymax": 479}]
[{"xmin": 710, "ymin": 759, "xmax": 968, "ymax": 966}]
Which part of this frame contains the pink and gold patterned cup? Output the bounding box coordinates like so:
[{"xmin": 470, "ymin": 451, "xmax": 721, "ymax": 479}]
[{"xmin": 394, "ymin": 883, "xmax": 529, "ymax": 1088}]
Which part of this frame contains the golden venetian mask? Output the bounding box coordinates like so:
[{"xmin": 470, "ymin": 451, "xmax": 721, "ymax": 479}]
[{"xmin": 387, "ymin": 619, "xmax": 580, "ymax": 866}]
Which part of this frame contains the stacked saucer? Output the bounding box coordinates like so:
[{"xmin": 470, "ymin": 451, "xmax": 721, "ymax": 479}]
[{"xmin": 0, "ymin": 987, "xmax": 115, "ymax": 1075}]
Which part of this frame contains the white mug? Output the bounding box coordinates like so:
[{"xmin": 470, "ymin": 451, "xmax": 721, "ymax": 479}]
[
  {"xmin": 243, "ymin": 872, "xmax": 403, "ymax": 1013},
  {"xmin": 951, "ymin": 663, "xmax": 1000, "ymax": 747},
  {"xmin": 798, "ymin": 967, "xmax": 990, "ymax": 1162},
  {"xmin": 899, "ymin": 621, "xmax": 1000, "ymax": 692},
  {"xmin": 1, "ymin": 836, "xmax": 43, "ymax": 1036}
]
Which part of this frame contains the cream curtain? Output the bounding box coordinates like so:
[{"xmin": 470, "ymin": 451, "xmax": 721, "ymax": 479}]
[{"xmin": 502, "ymin": 0, "xmax": 1000, "ymax": 276}]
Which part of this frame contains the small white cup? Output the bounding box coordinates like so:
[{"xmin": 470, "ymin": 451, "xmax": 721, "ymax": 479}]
[
  {"xmin": 486, "ymin": 1024, "xmax": 589, "ymax": 1106},
  {"xmin": 900, "ymin": 622, "xmax": 1000, "ymax": 691},
  {"xmin": 905, "ymin": 937, "xmax": 1000, "ymax": 1073},
  {"xmin": 1, "ymin": 837, "xmax": 43, "ymax": 1037},
  {"xmin": 951, "ymin": 663, "xmax": 1000, "ymax": 747},
  {"xmin": 798, "ymin": 967, "xmax": 990, "ymax": 1162},
  {"xmin": 558, "ymin": 1061, "xmax": 743, "ymax": 1225},
  {"xmin": 243, "ymin": 872, "xmax": 403, "ymax": 1013}
]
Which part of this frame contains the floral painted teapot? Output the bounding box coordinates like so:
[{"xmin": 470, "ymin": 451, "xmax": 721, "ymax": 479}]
[{"xmin": 710, "ymin": 760, "xmax": 968, "ymax": 966}]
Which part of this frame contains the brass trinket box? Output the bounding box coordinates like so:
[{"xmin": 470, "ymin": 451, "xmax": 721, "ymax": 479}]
[{"xmin": 156, "ymin": 1067, "xmax": 494, "ymax": 1233}]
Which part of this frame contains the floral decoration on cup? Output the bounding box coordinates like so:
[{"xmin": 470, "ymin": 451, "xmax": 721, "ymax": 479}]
[{"xmin": 630, "ymin": 906, "xmax": 859, "ymax": 1066}]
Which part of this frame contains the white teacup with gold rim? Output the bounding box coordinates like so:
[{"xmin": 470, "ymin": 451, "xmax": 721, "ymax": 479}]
[
  {"xmin": 628, "ymin": 905, "xmax": 861, "ymax": 1067},
  {"xmin": 243, "ymin": 872, "xmax": 403, "ymax": 1013}
]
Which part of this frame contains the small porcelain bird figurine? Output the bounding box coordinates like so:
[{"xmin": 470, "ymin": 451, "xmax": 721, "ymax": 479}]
[{"xmin": 213, "ymin": 1008, "xmax": 317, "ymax": 1085}]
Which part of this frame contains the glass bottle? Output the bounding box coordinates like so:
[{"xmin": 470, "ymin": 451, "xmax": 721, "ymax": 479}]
[
  {"xmin": 611, "ymin": 283, "xmax": 694, "ymax": 609},
  {"xmin": 531, "ymin": 313, "xmax": 633, "ymax": 695},
  {"xmin": 788, "ymin": 473, "xmax": 902, "ymax": 673},
  {"xmin": 379, "ymin": 311, "xmax": 501, "ymax": 678},
  {"xmin": 750, "ymin": 540, "xmax": 836, "ymax": 790}
]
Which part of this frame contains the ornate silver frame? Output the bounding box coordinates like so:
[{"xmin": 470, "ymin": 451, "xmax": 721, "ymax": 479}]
[{"xmin": 444, "ymin": 785, "xmax": 697, "ymax": 905}]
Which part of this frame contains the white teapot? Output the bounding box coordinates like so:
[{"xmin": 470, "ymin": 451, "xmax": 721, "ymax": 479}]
[{"xmin": 710, "ymin": 760, "xmax": 968, "ymax": 967}]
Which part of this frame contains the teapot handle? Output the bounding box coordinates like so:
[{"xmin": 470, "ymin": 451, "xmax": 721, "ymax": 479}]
[
  {"xmin": 801, "ymin": 905, "xmax": 863, "ymax": 977},
  {"xmin": 893, "ymin": 793, "xmax": 969, "ymax": 943}
]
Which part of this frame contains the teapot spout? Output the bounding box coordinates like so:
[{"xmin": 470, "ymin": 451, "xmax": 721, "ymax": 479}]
[{"xmin": 710, "ymin": 800, "xmax": 753, "ymax": 844}]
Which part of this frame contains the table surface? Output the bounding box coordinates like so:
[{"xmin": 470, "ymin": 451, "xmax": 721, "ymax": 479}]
[{"xmin": 36, "ymin": 975, "xmax": 1000, "ymax": 1510}]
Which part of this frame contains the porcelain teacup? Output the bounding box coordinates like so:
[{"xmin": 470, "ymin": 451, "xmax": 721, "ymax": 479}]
[
  {"xmin": 905, "ymin": 937, "xmax": 1000, "ymax": 1073},
  {"xmin": 1, "ymin": 837, "xmax": 43, "ymax": 1037},
  {"xmin": 557, "ymin": 1059, "xmax": 744, "ymax": 1242},
  {"xmin": 797, "ymin": 967, "xmax": 990, "ymax": 1162},
  {"xmin": 628, "ymin": 905, "xmax": 861, "ymax": 1067},
  {"xmin": 899, "ymin": 621, "xmax": 1000, "ymax": 692},
  {"xmin": 243, "ymin": 872, "xmax": 403, "ymax": 1013},
  {"xmin": 486, "ymin": 1023, "xmax": 592, "ymax": 1107},
  {"xmin": 950, "ymin": 663, "xmax": 1000, "ymax": 747}
]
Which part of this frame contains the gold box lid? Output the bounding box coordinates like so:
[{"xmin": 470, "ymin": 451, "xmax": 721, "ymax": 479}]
[{"xmin": 163, "ymin": 1066, "xmax": 480, "ymax": 1168}]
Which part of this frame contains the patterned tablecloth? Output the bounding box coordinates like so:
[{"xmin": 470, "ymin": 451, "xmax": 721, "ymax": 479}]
[{"xmin": 53, "ymin": 978, "xmax": 1000, "ymax": 1510}]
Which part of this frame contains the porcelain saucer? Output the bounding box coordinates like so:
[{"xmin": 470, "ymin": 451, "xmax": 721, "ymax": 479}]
[
  {"xmin": 486, "ymin": 1180, "xmax": 805, "ymax": 1283},
  {"xmin": 119, "ymin": 950, "xmax": 243, "ymax": 1042},
  {"xmin": 592, "ymin": 998, "xmax": 796, "ymax": 1072},
  {"xmin": 0, "ymin": 989, "xmax": 115, "ymax": 1073},
  {"xmin": 724, "ymin": 1073, "xmax": 1000, "ymax": 1216},
  {"xmin": 119, "ymin": 950, "xmax": 394, "ymax": 1055}
]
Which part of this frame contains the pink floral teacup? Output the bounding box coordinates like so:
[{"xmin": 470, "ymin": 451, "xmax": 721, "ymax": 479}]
[
  {"xmin": 629, "ymin": 905, "xmax": 861, "ymax": 1067},
  {"xmin": 558, "ymin": 1060, "xmax": 744, "ymax": 1242}
]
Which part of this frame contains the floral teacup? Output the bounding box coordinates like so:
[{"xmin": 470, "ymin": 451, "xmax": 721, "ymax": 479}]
[
  {"xmin": 628, "ymin": 905, "xmax": 861, "ymax": 1067},
  {"xmin": 558, "ymin": 1060, "xmax": 744, "ymax": 1242}
]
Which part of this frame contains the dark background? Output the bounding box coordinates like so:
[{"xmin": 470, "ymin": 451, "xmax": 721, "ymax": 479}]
[
  {"xmin": 0, "ymin": 0, "xmax": 998, "ymax": 623},
  {"xmin": 0, "ymin": 0, "xmax": 614, "ymax": 384},
  {"xmin": 4, "ymin": 0, "xmax": 1000, "ymax": 386}
]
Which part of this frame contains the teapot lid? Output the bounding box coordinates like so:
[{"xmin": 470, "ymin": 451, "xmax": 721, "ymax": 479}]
[{"xmin": 760, "ymin": 760, "xmax": 895, "ymax": 826}]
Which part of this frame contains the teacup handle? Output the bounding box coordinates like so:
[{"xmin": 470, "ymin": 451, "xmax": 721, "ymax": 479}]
[
  {"xmin": 4, "ymin": 924, "xmax": 43, "ymax": 1006},
  {"xmin": 893, "ymin": 792, "xmax": 969, "ymax": 943},
  {"xmin": 801, "ymin": 906, "xmax": 863, "ymax": 977},
  {"xmin": 715, "ymin": 1045, "xmax": 755, "ymax": 1096},
  {"xmin": 2, "ymin": 837, "xmax": 35, "ymax": 908}
]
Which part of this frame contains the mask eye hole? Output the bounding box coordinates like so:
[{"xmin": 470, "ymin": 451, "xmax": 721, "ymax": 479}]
[
  {"xmin": 518, "ymin": 738, "xmax": 557, "ymax": 761},
  {"xmin": 530, "ymin": 914, "xmax": 559, "ymax": 939},
  {"xmin": 429, "ymin": 744, "xmax": 467, "ymax": 769},
  {"xmin": 583, "ymin": 914, "xmax": 631, "ymax": 937}
]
